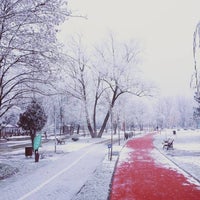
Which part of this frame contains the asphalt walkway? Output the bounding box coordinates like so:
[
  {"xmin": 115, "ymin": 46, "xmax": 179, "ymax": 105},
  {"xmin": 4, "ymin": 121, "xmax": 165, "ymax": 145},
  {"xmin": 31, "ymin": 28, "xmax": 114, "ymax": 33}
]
[
  {"xmin": 0, "ymin": 142, "xmax": 106, "ymax": 200},
  {"xmin": 109, "ymin": 134, "xmax": 200, "ymax": 200}
]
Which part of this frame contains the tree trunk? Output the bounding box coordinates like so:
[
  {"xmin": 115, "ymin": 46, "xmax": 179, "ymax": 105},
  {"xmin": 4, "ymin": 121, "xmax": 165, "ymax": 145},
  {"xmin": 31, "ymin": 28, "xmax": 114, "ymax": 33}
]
[
  {"xmin": 98, "ymin": 110, "xmax": 110, "ymax": 138},
  {"xmin": 97, "ymin": 86, "xmax": 118, "ymax": 138},
  {"xmin": 76, "ymin": 124, "xmax": 80, "ymax": 134},
  {"xmin": 92, "ymin": 96, "xmax": 98, "ymax": 137},
  {"xmin": 84, "ymin": 98, "xmax": 96, "ymax": 138},
  {"xmin": 113, "ymin": 122, "xmax": 117, "ymax": 135}
]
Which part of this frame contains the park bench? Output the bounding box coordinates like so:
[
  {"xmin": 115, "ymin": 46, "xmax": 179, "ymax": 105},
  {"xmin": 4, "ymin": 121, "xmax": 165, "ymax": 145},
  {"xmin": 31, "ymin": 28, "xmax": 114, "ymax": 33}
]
[
  {"xmin": 162, "ymin": 138, "xmax": 174, "ymax": 150},
  {"xmin": 56, "ymin": 138, "xmax": 65, "ymax": 145},
  {"xmin": 71, "ymin": 134, "xmax": 79, "ymax": 141}
]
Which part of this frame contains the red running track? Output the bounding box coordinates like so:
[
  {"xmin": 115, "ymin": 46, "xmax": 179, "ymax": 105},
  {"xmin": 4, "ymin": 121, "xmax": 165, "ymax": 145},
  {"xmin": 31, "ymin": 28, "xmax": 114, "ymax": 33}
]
[{"xmin": 109, "ymin": 134, "xmax": 200, "ymax": 200}]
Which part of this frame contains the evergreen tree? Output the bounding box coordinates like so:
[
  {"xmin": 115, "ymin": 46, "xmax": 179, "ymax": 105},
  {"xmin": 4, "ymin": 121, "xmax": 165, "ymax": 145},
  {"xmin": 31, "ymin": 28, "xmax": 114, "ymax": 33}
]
[{"xmin": 18, "ymin": 100, "xmax": 47, "ymax": 148}]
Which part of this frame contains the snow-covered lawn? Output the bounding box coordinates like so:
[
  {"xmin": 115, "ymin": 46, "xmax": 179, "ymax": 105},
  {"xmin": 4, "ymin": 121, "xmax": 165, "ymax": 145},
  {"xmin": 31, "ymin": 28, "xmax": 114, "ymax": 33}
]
[{"xmin": 153, "ymin": 129, "xmax": 200, "ymax": 184}]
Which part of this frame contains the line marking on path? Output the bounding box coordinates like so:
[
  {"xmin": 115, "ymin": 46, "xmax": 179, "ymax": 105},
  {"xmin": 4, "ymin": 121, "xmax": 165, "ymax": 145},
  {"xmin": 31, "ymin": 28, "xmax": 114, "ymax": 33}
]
[{"xmin": 18, "ymin": 148, "xmax": 93, "ymax": 200}]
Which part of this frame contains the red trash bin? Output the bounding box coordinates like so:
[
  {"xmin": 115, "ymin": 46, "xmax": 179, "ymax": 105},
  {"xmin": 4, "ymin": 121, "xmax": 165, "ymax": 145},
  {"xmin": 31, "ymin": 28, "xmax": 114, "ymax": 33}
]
[{"xmin": 25, "ymin": 147, "xmax": 32, "ymax": 157}]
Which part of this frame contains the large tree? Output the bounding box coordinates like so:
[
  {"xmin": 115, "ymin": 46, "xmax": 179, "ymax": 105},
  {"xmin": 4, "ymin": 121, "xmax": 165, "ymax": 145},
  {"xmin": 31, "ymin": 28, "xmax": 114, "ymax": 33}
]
[
  {"xmin": 0, "ymin": 0, "xmax": 70, "ymax": 119},
  {"xmin": 61, "ymin": 35, "xmax": 154, "ymax": 138},
  {"xmin": 94, "ymin": 35, "xmax": 154, "ymax": 137}
]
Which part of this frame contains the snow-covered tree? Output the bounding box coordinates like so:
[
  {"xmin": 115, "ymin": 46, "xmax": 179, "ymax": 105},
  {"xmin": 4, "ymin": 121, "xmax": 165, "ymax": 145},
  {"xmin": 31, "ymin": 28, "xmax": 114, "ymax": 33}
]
[
  {"xmin": 192, "ymin": 21, "xmax": 200, "ymax": 96},
  {"xmin": 58, "ymin": 35, "xmax": 95, "ymax": 135},
  {"xmin": 18, "ymin": 99, "xmax": 47, "ymax": 148},
  {"xmin": 0, "ymin": 0, "xmax": 70, "ymax": 119},
  {"xmin": 95, "ymin": 35, "xmax": 155, "ymax": 137},
  {"xmin": 153, "ymin": 96, "xmax": 194, "ymax": 129},
  {"xmin": 60, "ymin": 34, "xmax": 154, "ymax": 138},
  {"xmin": 192, "ymin": 21, "xmax": 200, "ymax": 127},
  {"xmin": 1, "ymin": 105, "xmax": 21, "ymax": 126}
]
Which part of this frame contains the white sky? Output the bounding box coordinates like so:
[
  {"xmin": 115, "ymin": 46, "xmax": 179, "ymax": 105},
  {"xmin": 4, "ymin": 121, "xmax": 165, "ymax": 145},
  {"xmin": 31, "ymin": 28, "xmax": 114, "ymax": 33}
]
[{"xmin": 59, "ymin": 0, "xmax": 200, "ymax": 97}]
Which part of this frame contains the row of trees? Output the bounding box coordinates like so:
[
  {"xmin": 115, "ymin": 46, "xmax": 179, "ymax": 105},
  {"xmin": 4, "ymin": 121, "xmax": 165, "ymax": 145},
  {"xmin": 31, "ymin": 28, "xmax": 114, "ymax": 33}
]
[
  {"xmin": 0, "ymin": 1, "xmax": 152, "ymax": 138},
  {"xmin": 1, "ymin": 1, "xmax": 200, "ymax": 140},
  {"xmin": 14, "ymin": 93, "xmax": 194, "ymax": 141}
]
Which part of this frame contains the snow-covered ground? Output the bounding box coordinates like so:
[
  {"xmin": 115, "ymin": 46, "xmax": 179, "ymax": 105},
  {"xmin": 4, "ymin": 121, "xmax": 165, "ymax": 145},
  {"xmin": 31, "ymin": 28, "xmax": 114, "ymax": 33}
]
[
  {"xmin": 153, "ymin": 129, "xmax": 200, "ymax": 186},
  {"xmin": 0, "ymin": 133, "xmax": 126, "ymax": 199},
  {"xmin": 0, "ymin": 130, "xmax": 200, "ymax": 199},
  {"xmin": 64, "ymin": 129, "xmax": 200, "ymax": 199}
]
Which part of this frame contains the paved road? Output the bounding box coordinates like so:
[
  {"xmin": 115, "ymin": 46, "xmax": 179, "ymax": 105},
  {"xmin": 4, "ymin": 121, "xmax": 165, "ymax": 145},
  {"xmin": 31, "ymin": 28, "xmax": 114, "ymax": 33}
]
[{"xmin": 1, "ymin": 143, "xmax": 107, "ymax": 200}]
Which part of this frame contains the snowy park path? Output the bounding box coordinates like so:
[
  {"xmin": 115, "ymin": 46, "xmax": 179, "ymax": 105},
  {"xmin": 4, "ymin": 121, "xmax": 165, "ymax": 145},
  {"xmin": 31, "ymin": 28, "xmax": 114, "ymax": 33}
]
[
  {"xmin": 0, "ymin": 142, "xmax": 107, "ymax": 200},
  {"xmin": 109, "ymin": 133, "xmax": 200, "ymax": 200}
]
